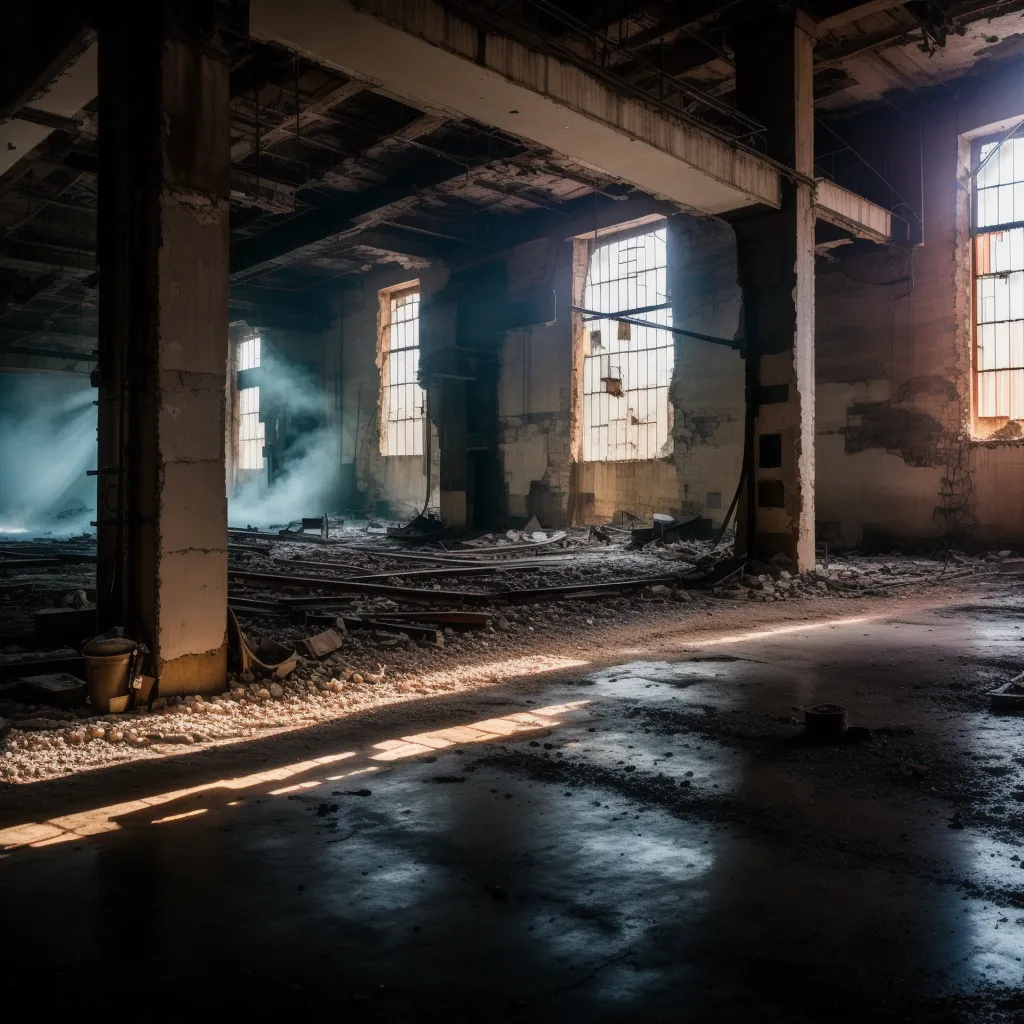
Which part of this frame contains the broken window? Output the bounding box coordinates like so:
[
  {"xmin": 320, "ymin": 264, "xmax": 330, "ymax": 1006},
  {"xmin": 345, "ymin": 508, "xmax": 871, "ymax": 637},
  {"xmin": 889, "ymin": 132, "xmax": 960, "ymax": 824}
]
[
  {"xmin": 582, "ymin": 225, "xmax": 673, "ymax": 461},
  {"xmin": 238, "ymin": 385, "xmax": 265, "ymax": 470},
  {"xmin": 237, "ymin": 335, "xmax": 261, "ymax": 371},
  {"xmin": 974, "ymin": 134, "xmax": 1024, "ymax": 419},
  {"xmin": 380, "ymin": 285, "xmax": 424, "ymax": 457}
]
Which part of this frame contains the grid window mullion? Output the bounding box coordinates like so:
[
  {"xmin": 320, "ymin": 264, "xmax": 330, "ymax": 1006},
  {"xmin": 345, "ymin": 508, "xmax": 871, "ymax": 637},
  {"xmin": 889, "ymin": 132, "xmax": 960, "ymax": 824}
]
[
  {"xmin": 383, "ymin": 287, "xmax": 424, "ymax": 456},
  {"xmin": 581, "ymin": 226, "xmax": 673, "ymax": 462}
]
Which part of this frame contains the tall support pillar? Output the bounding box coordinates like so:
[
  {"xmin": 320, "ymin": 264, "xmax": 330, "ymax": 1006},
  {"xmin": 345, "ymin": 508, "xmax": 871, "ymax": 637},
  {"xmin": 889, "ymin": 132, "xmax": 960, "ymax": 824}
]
[
  {"xmin": 436, "ymin": 379, "xmax": 469, "ymax": 529},
  {"xmin": 731, "ymin": 12, "xmax": 816, "ymax": 571},
  {"xmin": 96, "ymin": 2, "xmax": 231, "ymax": 693}
]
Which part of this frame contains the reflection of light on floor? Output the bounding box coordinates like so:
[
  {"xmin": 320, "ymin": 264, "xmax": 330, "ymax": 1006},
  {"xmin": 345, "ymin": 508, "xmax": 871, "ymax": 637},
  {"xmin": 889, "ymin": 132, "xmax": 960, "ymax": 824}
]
[
  {"xmin": 271, "ymin": 764, "xmax": 379, "ymax": 795},
  {"xmin": 536, "ymin": 829, "xmax": 715, "ymax": 974},
  {"xmin": 0, "ymin": 703, "xmax": 591, "ymax": 852},
  {"xmin": 5, "ymin": 656, "xmax": 593, "ymax": 788},
  {"xmin": 961, "ymin": 777, "xmax": 1024, "ymax": 984},
  {"xmin": 675, "ymin": 615, "xmax": 880, "ymax": 649},
  {"xmin": 0, "ymin": 750, "xmax": 357, "ymax": 851},
  {"xmin": 370, "ymin": 702, "xmax": 590, "ymax": 761},
  {"xmin": 152, "ymin": 808, "xmax": 207, "ymax": 824}
]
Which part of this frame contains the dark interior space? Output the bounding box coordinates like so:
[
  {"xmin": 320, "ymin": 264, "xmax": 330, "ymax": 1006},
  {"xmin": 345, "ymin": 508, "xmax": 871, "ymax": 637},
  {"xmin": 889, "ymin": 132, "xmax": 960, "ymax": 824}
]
[{"xmin": 2, "ymin": 1, "xmax": 1024, "ymax": 1020}]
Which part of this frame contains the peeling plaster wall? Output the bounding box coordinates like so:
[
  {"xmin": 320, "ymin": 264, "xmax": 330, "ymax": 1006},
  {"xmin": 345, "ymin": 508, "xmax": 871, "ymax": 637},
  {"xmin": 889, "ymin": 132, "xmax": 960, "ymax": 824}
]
[
  {"xmin": 499, "ymin": 238, "xmax": 574, "ymax": 525},
  {"xmin": 816, "ymin": 59, "xmax": 1024, "ymax": 548},
  {"xmin": 497, "ymin": 215, "xmax": 743, "ymax": 527},
  {"xmin": 324, "ymin": 210, "xmax": 748, "ymax": 530},
  {"xmin": 669, "ymin": 215, "xmax": 744, "ymax": 522}
]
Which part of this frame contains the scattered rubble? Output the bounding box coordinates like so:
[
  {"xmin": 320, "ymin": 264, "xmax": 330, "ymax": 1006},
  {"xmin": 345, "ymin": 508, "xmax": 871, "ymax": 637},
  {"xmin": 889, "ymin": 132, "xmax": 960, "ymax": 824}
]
[{"xmin": 0, "ymin": 523, "xmax": 1014, "ymax": 784}]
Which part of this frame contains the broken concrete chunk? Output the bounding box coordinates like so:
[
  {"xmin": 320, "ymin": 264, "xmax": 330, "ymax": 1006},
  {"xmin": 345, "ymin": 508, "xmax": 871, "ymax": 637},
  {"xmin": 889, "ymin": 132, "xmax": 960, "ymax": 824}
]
[
  {"xmin": 297, "ymin": 628, "xmax": 344, "ymax": 660},
  {"xmin": 650, "ymin": 584, "xmax": 673, "ymax": 599}
]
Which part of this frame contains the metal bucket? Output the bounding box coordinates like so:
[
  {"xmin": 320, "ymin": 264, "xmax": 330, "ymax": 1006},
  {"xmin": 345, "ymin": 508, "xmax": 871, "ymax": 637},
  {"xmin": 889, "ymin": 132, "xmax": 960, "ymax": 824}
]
[
  {"xmin": 82, "ymin": 638, "xmax": 137, "ymax": 713},
  {"xmin": 802, "ymin": 702, "xmax": 848, "ymax": 739}
]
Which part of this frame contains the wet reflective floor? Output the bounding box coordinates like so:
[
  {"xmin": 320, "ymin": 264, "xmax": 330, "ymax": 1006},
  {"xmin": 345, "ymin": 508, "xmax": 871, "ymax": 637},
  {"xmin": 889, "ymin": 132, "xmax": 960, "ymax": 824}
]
[{"xmin": 2, "ymin": 593, "xmax": 1024, "ymax": 1022}]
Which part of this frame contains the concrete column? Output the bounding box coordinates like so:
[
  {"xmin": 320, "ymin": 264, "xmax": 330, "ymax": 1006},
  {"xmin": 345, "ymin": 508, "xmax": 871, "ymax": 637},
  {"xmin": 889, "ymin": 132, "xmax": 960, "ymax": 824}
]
[
  {"xmin": 436, "ymin": 379, "xmax": 469, "ymax": 528},
  {"xmin": 731, "ymin": 13, "xmax": 816, "ymax": 571},
  {"xmin": 96, "ymin": 2, "xmax": 231, "ymax": 694}
]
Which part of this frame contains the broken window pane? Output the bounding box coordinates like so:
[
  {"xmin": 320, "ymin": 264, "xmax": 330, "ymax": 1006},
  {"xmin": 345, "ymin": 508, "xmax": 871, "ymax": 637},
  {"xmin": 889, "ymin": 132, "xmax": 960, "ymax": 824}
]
[
  {"xmin": 381, "ymin": 285, "xmax": 424, "ymax": 457},
  {"xmin": 582, "ymin": 224, "xmax": 674, "ymax": 461}
]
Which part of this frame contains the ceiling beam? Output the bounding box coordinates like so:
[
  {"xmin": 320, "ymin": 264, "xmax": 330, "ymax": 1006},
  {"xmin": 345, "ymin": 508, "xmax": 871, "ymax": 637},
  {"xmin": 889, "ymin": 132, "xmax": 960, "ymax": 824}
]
[
  {"xmin": 609, "ymin": 1, "xmax": 743, "ymax": 52},
  {"xmin": 231, "ymin": 132, "xmax": 517, "ymax": 277},
  {"xmin": 2, "ymin": 237, "xmax": 95, "ymax": 272},
  {"xmin": 231, "ymin": 77, "xmax": 368, "ymax": 162},
  {"xmin": 318, "ymin": 114, "xmax": 449, "ymax": 188},
  {"xmin": 816, "ymin": 2, "xmax": 910, "ymax": 34},
  {"xmin": 351, "ymin": 226, "xmax": 452, "ymax": 259},
  {"xmin": 0, "ymin": 9, "xmax": 91, "ymax": 121},
  {"xmin": 0, "ymin": 350, "xmax": 94, "ymax": 374}
]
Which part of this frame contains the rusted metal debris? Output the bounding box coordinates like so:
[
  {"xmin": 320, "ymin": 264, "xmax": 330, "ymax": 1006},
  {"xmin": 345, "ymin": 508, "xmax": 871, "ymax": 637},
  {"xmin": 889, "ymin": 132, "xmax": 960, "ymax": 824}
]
[{"xmin": 228, "ymin": 568, "xmax": 486, "ymax": 604}]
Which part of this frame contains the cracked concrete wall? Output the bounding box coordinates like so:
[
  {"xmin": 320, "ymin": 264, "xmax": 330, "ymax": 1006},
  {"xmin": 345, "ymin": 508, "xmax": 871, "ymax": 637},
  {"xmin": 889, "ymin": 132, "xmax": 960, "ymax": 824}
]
[
  {"xmin": 498, "ymin": 215, "xmax": 743, "ymax": 527},
  {"xmin": 816, "ymin": 61, "xmax": 1024, "ymax": 548},
  {"xmin": 499, "ymin": 238, "xmax": 574, "ymax": 525},
  {"xmin": 668, "ymin": 214, "xmax": 744, "ymax": 523}
]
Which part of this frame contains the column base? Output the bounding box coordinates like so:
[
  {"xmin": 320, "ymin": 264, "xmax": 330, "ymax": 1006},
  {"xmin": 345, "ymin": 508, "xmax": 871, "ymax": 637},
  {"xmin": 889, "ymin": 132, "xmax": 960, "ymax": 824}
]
[
  {"xmin": 440, "ymin": 490, "xmax": 467, "ymax": 529},
  {"xmin": 156, "ymin": 643, "xmax": 228, "ymax": 697}
]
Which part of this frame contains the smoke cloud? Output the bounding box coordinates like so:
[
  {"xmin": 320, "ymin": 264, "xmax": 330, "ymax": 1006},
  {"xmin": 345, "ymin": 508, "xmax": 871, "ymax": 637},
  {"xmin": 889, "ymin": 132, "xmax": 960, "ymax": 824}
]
[
  {"xmin": 0, "ymin": 348, "xmax": 337, "ymax": 537},
  {"xmin": 228, "ymin": 348, "xmax": 337, "ymax": 528},
  {"xmin": 0, "ymin": 374, "xmax": 96, "ymax": 537}
]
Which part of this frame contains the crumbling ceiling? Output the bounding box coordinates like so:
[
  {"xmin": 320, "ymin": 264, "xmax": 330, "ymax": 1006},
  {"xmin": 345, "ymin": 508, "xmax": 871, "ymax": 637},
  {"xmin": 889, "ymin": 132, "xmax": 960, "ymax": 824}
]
[{"xmin": 0, "ymin": 0, "xmax": 1020, "ymax": 369}]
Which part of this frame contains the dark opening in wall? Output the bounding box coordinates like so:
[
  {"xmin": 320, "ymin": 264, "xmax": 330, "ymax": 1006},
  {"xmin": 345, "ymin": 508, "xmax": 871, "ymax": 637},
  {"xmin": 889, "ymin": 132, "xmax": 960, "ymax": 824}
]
[
  {"xmin": 706, "ymin": 491, "xmax": 722, "ymax": 509},
  {"xmin": 758, "ymin": 433, "xmax": 782, "ymax": 469},
  {"xmin": 758, "ymin": 480, "xmax": 785, "ymax": 508}
]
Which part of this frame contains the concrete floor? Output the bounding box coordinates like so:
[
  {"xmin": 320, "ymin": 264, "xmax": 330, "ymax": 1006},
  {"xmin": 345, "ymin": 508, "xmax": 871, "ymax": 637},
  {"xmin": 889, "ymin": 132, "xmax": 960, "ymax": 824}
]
[{"xmin": 3, "ymin": 590, "xmax": 1024, "ymax": 1021}]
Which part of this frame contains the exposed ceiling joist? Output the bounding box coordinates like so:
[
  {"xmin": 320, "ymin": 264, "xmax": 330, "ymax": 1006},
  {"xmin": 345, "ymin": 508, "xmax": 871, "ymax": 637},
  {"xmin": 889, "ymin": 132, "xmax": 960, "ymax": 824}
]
[
  {"xmin": 230, "ymin": 76, "xmax": 368, "ymax": 162},
  {"xmin": 231, "ymin": 134, "xmax": 521, "ymax": 277}
]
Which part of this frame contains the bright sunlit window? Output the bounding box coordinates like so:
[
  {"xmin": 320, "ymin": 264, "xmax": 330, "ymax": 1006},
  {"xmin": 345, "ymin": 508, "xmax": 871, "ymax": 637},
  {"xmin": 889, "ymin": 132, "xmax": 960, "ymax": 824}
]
[
  {"xmin": 237, "ymin": 336, "xmax": 261, "ymax": 371},
  {"xmin": 238, "ymin": 386, "xmax": 265, "ymax": 470},
  {"xmin": 974, "ymin": 134, "xmax": 1024, "ymax": 420},
  {"xmin": 380, "ymin": 285, "xmax": 424, "ymax": 457},
  {"xmin": 582, "ymin": 225, "xmax": 673, "ymax": 461}
]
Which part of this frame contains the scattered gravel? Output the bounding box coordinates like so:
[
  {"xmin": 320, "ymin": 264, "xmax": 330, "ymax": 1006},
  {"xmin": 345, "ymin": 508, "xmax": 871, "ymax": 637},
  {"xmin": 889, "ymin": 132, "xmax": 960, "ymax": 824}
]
[{"xmin": 0, "ymin": 528, "xmax": 1012, "ymax": 785}]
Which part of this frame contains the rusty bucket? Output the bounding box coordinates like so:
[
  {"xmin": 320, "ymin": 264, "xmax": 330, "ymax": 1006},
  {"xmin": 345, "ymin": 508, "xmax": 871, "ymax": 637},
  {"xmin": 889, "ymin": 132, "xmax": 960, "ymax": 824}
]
[{"xmin": 82, "ymin": 638, "xmax": 137, "ymax": 713}]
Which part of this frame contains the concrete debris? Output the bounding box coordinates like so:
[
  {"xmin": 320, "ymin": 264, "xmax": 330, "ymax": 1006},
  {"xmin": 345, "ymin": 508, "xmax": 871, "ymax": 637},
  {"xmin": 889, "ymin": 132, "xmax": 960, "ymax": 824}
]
[
  {"xmin": 989, "ymin": 679, "xmax": 1024, "ymax": 714},
  {"xmin": 0, "ymin": 527, "xmax": 1009, "ymax": 785},
  {"xmin": 297, "ymin": 627, "xmax": 344, "ymax": 659}
]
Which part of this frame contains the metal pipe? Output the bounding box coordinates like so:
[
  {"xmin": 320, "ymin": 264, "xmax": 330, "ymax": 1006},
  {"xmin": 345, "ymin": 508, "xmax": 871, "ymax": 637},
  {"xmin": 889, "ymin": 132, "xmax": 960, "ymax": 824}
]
[{"xmin": 571, "ymin": 305, "xmax": 736, "ymax": 346}]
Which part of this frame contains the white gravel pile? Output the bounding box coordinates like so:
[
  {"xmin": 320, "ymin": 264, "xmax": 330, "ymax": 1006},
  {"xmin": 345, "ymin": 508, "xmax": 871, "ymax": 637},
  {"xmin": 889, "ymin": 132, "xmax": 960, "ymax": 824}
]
[{"xmin": 0, "ymin": 551, "xmax": 1000, "ymax": 784}]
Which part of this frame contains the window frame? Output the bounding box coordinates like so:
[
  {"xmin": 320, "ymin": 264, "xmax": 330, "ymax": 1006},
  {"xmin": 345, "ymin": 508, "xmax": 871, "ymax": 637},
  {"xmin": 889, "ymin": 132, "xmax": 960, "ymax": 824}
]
[
  {"xmin": 971, "ymin": 132, "xmax": 1024, "ymax": 424},
  {"xmin": 379, "ymin": 282, "xmax": 425, "ymax": 458},
  {"xmin": 237, "ymin": 335, "xmax": 261, "ymax": 372},
  {"xmin": 579, "ymin": 221, "xmax": 674, "ymax": 463},
  {"xmin": 237, "ymin": 384, "xmax": 265, "ymax": 471}
]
